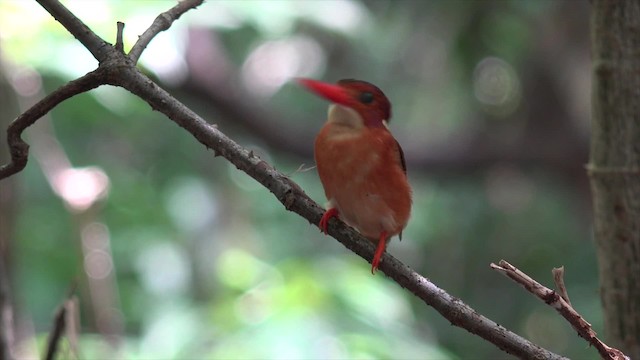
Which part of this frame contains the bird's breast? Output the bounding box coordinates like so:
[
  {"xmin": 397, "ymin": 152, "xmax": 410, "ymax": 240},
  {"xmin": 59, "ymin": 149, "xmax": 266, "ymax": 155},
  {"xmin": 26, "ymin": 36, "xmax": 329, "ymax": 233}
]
[{"xmin": 314, "ymin": 123, "xmax": 412, "ymax": 239}]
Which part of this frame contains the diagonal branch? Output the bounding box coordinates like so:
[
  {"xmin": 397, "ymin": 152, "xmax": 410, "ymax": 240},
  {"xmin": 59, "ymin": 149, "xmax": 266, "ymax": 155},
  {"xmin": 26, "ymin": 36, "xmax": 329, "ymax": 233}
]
[
  {"xmin": 36, "ymin": 0, "xmax": 111, "ymax": 62},
  {"xmin": 109, "ymin": 65, "xmax": 567, "ymax": 360},
  {"xmin": 491, "ymin": 260, "xmax": 629, "ymax": 360},
  {"xmin": 0, "ymin": 69, "xmax": 105, "ymax": 180},
  {"xmin": 0, "ymin": 1, "xmax": 570, "ymax": 359},
  {"xmin": 128, "ymin": 0, "xmax": 204, "ymax": 63}
]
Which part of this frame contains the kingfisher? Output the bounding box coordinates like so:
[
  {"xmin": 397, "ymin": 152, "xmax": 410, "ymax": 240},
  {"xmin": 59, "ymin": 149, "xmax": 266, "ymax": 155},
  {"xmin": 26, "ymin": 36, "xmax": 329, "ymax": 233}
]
[{"xmin": 298, "ymin": 78, "xmax": 412, "ymax": 274}]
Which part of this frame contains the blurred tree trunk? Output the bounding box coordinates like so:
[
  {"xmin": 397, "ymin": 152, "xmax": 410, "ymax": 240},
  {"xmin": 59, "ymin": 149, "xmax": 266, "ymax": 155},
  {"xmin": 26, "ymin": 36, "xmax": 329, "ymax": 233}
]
[
  {"xmin": 0, "ymin": 61, "xmax": 19, "ymax": 360},
  {"xmin": 590, "ymin": 1, "xmax": 640, "ymax": 358}
]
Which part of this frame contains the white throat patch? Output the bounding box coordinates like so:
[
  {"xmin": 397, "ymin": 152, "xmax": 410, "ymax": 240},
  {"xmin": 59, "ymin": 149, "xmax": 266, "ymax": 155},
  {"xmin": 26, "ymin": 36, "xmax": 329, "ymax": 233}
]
[{"xmin": 327, "ymin": 104, "xmax": 364, "ymax": 129}]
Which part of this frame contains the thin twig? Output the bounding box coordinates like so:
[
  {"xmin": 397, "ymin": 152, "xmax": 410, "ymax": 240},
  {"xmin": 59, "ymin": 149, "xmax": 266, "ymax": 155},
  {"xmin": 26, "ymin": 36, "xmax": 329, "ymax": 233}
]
[
  {"xmin": 63, "ymin": 295, "xmax": 80, "ymax": 359},
  {"xmin": 44, "ymin": 304, "xmax": 66, "ymax": 360},
  {"xmin": 45, "ymin": 283, "xmax": 78, "ymax": 360},
  {"xmin": 287, "ymin": 163, "xmax": 316, "ymax": 176},
  {"xmin": 128, "ymin": 0, "xmax": 204, "ymax": 63},
  {"xmin": 35, "ymin": 0, "xmax": 111, "ymax": 62},
  {"xmin": 491, "ymin": 260, "xmax": 629, "ymax": 360},
  {"xmin": 0, "ymin": 69, "xmax": 105, "ymax": 180}
]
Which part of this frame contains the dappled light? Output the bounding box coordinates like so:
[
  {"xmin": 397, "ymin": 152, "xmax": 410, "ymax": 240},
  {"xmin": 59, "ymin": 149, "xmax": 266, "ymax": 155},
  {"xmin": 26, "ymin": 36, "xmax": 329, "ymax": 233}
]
[
  {"xmin": 301, "ymin": 0, "xmax": 368, "ymax": 33},
  {"xmin": 10, "ymin": 67, "xmax": 42, "ymax": 97},
  {"xmin": 82, "ymin": 222, "xmax": 114, "ymax": 280},
  {"xmin": 241, "ymin": 35, "xmax": 325, "ymax": 97},
  {"xmin": 53, "ymin": 167, "xmax": 110, "ymax": 212},
  {"xmin": 473, "ymin": 56, "xmax": 521, "ymax": 117},
  {"xmin": 164, "ymin": 176, "xmax": 220, "ymax": 233},
  {"xmin": 136, "ymin": 241, "xmax": 191, "ymax": 297},
  {"xmin": 138, "ymin": 30, "xmax": 189, "ymax": 86}
]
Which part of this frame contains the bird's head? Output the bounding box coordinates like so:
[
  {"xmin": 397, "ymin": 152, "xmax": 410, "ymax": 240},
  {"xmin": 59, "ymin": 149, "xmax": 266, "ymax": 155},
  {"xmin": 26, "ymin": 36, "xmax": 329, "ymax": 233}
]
[{"xmin": 298, "ymin": 78, "xmax": 391, "ymax": 129}]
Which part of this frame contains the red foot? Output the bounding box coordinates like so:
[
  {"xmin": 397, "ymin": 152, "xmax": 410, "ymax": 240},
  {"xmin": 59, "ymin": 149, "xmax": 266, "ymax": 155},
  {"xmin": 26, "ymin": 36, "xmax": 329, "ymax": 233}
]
[
  {"xmin": 319, "ymin": 208, "xmax": 339, "ymax": 234},
  {"xmin": 371, "ymin": 231, "xmax": 388, "ymax": 274}
]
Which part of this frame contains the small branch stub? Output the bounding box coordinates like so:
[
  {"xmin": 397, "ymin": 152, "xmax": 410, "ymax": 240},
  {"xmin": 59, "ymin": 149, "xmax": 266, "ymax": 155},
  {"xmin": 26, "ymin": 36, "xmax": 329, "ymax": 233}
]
[
  {"xmin": 552, "ymin": 266, "xmax": 571, "ymax": 306},
  {"xmin": 115, "ymin": 21, "xmax": 125, "ymax": 53}
]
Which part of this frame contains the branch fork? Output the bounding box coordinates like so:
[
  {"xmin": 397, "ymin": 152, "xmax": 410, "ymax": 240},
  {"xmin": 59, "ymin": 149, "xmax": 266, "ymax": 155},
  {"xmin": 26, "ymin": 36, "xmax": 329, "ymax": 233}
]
[{"xmin": 491, "ymin": 260, "xmax": 628, "ymax": 360}]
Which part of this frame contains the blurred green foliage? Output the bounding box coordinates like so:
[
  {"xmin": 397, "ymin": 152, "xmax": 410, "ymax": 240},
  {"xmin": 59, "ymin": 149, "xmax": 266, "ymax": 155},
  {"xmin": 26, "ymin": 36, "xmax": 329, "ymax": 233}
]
[{"xmin": 0, "ymin": 0, "xmax": 596, "ymax": 359}]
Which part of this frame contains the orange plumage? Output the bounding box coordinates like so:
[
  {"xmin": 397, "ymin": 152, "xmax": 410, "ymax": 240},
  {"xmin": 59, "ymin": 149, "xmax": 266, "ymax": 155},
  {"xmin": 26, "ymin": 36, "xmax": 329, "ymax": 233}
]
[{"xmin": 298, "ymin": 78, "xmax": 412, "ymax": 273}]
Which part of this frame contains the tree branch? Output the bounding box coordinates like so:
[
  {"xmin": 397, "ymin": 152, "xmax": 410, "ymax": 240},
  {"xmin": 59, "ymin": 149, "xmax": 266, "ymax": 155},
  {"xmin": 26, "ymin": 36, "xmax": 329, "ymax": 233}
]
[
  {"xmin": 35, "ymin": 0, "xmax": 111, "ymax": 62},
  {"xmin": 0, "ymin": 69, "xmax": 105, "ymax": 180},
  {"xmin": 0, "ymin": 1, "xmax": 570, "ymax": 358},
  {"xmin": 111, "ymin": 64, "xmax": 568, "ymax": 359},
  {"xmin": 128, "ymin": 0, "xmax": 204, "ymax": 63},
  {"xmin": 491, "ymin": 260, "xmax": 629, "ymax": 360},
  {"xmin": 89, "ymin": 63, "xmax": 575, "ymax": 359}
]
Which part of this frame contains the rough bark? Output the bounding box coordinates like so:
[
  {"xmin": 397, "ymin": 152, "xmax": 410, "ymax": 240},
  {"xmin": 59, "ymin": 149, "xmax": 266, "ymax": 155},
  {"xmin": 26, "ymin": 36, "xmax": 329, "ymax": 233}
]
[{"xmin": 589, "ymin": 1, "xmax": 640, "ymax": 358}]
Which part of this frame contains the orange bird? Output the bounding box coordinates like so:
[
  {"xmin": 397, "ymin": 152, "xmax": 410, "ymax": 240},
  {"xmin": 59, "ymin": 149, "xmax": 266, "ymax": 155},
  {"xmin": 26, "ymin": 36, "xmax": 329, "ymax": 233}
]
[{"xmin": 298, "ymin": 78, "xmax": 412, "ymax": 274}]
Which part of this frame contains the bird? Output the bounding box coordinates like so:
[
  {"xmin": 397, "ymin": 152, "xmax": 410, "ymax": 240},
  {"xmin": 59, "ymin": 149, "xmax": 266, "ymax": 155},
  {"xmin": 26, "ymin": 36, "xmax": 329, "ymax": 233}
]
[{"xmin": 298, "ymin": 78, "xmax": 412, "ymax": 274}]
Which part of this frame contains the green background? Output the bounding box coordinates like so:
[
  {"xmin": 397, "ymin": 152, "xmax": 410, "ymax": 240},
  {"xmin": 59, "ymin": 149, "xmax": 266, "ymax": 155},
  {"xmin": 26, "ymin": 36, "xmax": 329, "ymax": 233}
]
[{"xmin": 0, "ymin": 1, "xmax": 596, "ymax": 359}]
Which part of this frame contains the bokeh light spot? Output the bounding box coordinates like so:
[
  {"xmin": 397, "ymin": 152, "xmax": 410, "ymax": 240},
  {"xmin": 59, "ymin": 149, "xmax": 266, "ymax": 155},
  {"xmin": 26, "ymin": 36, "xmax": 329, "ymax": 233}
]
[
  {"xmin": 473, "ymin": 57, "xmax": 521, "ymax": 117},
  {"xmin": 241, "ymin": 35, "xmax": 325, "ymax": 97},
  {"xmin": 164, "ymin": 176, "xmax": 219, "ymax": 233},
  {"xmin": 53, "ymin": 166, "xmax": 110, "ymax": 212},
  {"xmin": 136, "ymin": 242, "xmax": 191, "ymax": 297}
]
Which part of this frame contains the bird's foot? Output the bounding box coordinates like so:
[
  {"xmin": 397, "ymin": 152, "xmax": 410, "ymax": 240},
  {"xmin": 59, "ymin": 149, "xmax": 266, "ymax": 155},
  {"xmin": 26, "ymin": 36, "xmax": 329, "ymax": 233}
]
[
  {"xmin": 371, "ymin": 231, "xmax": 388, "ymax": 274},
  {"xmin": 319, "ymin": 208, "xmax": 339, "ymax": 234}
]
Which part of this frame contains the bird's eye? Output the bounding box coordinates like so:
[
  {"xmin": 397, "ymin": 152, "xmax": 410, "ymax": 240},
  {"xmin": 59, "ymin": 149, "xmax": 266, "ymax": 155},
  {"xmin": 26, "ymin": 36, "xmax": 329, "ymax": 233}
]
[{"xmin": 359, "ymin": 92, "xmax": 374, "ymax": 104}]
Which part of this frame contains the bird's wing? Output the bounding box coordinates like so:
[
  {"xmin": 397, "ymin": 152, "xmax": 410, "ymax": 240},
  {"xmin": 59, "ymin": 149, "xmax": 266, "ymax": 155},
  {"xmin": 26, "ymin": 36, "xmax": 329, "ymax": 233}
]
[
  {"xmin": 395, "ymin": 140, "xmax": 407, "ymax": 241},
  {"xmin": 395, "ymin": 140, "xmax": 407, "ymax": 174}
]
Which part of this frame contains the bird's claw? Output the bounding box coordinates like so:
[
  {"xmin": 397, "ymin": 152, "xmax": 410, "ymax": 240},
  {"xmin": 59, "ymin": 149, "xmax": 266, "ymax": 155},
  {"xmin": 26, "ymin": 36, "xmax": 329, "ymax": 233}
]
[
  {"xmin": 371, "ymin": 231, "xmax": 388, "ymax": 274},
  {"xmin": 319, "ymin": 208, "xmax": 339, "ymax": 234}
]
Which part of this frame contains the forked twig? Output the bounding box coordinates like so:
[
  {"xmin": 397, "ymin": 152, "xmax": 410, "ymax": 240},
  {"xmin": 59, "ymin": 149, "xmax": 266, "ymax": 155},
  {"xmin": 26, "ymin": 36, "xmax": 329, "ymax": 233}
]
[
  {"xmin": 128, "ymin": 0, "xmax": 204, "ymax": 63},
  {"xmin": 490, "ymin": 260, "xmax": 628, "ymax": 360}
]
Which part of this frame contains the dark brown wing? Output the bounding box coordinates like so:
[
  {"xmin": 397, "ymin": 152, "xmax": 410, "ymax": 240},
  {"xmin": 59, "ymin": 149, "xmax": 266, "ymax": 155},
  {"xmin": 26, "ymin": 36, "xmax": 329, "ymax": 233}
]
[
  {"xmin": 395, "ymin": 140, "xmax": 407, "ymax": 174},
  {"xmin": 395, "ymin": 140, "xmax": 407, "ymax": 241}
]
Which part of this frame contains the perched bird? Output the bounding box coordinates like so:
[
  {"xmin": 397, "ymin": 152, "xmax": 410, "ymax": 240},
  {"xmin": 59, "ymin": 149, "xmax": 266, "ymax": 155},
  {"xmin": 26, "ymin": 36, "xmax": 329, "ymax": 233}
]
[{"xmin": 298, "ymin": 78, "xmax": 412, "ymax": 274}]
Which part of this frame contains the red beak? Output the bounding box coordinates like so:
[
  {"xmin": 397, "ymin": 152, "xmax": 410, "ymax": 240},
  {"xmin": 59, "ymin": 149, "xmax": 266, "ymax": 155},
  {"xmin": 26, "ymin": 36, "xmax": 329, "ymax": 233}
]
[{"xmin": 297, "ymin": 78, "xmax": 352, "ymax": 106}]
